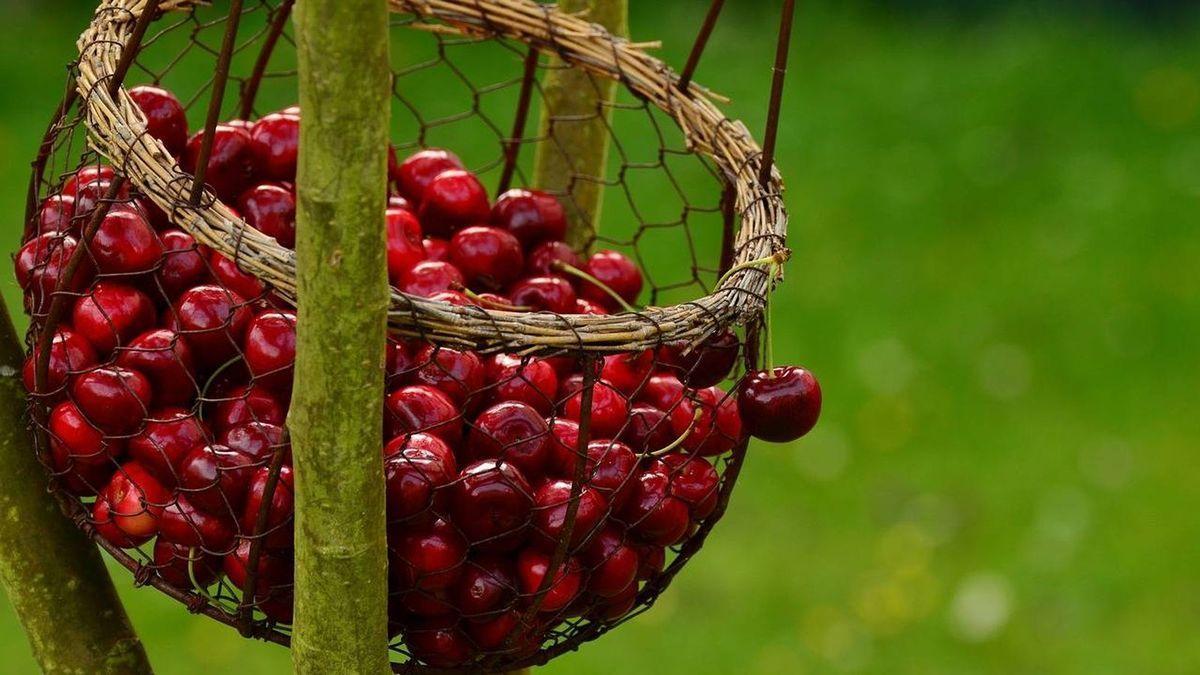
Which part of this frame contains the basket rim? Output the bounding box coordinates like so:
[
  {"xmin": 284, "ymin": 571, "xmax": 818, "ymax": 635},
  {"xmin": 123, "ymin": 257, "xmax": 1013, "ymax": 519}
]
[{"xmin": 73, "ymin": 0, "xmax": 788, "ymax": 354}]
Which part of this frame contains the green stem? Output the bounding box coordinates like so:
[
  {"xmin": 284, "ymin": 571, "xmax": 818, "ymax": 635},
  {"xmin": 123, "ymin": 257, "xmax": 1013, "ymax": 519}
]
[
  {"xmin": 291, "ymin": 0, "xmax": 392, "ymax": 672},
  {"xmin": 551, "ymin": 260, "xmax": 637, "ymax": 313},
  {"xmin": 646, "ymin": 407, "xmax": 703, "ymax": 458},
  {"xmin": 0, "ymin": 301, "xmax": 153, "ymax": 675}
]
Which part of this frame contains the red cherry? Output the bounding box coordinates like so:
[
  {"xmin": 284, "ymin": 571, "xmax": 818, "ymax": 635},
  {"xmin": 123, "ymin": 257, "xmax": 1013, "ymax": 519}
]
[
  {"xmin": 48, "ymin": 400, "xmax": 124, "ymax": 468},
  {"xmin": 620, "ymin": 405, "xmax": 676, "ymax": 454},
  {"xmin": 448, "ymin": 226, "xmax": 524, "ymax": 291},
  {"xmin": 467, "ymin": 402, "xmax": 550, "ymax": 478},
  {"xmin": 599, "ymin": 350, "xmax": 655, "ymax": 395},
  {"xmin": 580, "ymin": 250, "xmax": 642, "ymax": 310},
  {"xmin": 388, "ymin": 193, "xmax": 412, "ymax": 211},
  {"xmin": 241, "ymin": 464, "xmax": 295, "ymax": 549},
  {"xmin": 35, "ymin": 194, "xmax": 76, "ymax": 235},
  {"xmin": 428, "ymin": 290, "xmax": 475, "ymax": 307},
  {"xmin": 114, "ymin": 329, "xmax": 198, "ymax": 406},
  {"xmin": 71, "ymin": 366, "xmax": 152, "ymax": 435},
  {"xmin": 659, "ymin": 329, "xmax": 740, "ymax": 388},
  {"xmin": 399, "ymin": 260, "xmax": 464, "ymax": 298},
  {"xmin": 561, "ymin": 380, "xmax": 629, "ymax": 438},
  {"xmin": 390, "ymin": 518, "xmax": 467, "ymax": 592},
  {"xmin": 238, "ymin": 183, "xmax": 297, "ymax": 248},
  {"xmin": 159, "ymin": 494, "xmax": 235, "ymax": 552},
  {"xmin": 127, "ymin": 408, "xmax": 209, "ymax": 486},
  {"xmin": 22, "ymin": 328, "xmax": 97, "ymax": 396},
  {"xmin": 591, "ymin": 580, "xmax": 638, "ymax": 621},
  {"xmin": 452, "ymin": 557, "xmax": 517, "ymax": 618},
  {"xmin": 243, "ymin": 310, "xmax": 296, "ymax": 393},
  {"xmin": 620, "ymin": 471, "xmax": 690, "ymax": 546},
  {"xmin": 96, "ymin": 462, "xmax": 171, "ymax": 545},
  {"xmin": 155, "ymin": 229, "xmax": 208, "ymax": 296},
  {"xmin": 223, "ymin": 539, "xmax": 294, "ymax": 623},
  {"xmin": 582, "ymin": 526, "xmax": 638, "ymax": 597},
  {"xmin": 20, "ymin": 234, "xmax": 94, "ymax": 313},
  {"xmin": 48, "ymin": 451, "xmax": 113, "ymax": 498},
  {"xmin": 15, "ymin": 233, "xmax": 71, "ymax": 289},
  {"xmin": 383, "ymin": 433, "xmax": 457, "ymax": 522},
  {"xmin": 673, "ymin": 386, "xmax": 743, "ymax": 456},
  {"xmin": 507, "ymin": 276, "xmax": 576, "ymax": 314},
  {"xmin": 531, "ymin": 479, "xmax": 607, "ymax": 549},
  {"xmin": 384, "ymin": 385, "xmax": 462, "ymax": 444},
  {"xmin": 406, "ymin": 619, "xmax": 475, "ymax": 668},
  {"xmin": 208, "ymin": 249, "xmax": 266, "ymax": 301},
  {"xmin": 71, "ymin": 177, "xmax": 131, "ymax": 217},
  {"xmin": 128, "ymin": 85, "xmax": 188, "ymax": 157},
  {"xmin": 71, "ymin": 282, "xmax": 155, "ymax": 355},
  {"xmin": 220, "ymin": 422, "xmax": 289, "ymax": 464},
  {"xmin": 635, "ymin": 543, "xmax": 665, "ymax": 580},
  {"xmin": 248, "ymin": 111, "xmax": 300, "ymax": 181},
  {"xmin": 396, "ymin": 148, "xmax": 464, "ymax": 203},
  {"xmin": 485, "ymin": 354, "xmax": 558, "ymax": 415},
  {"xmin": 465, "ymin": 609, "xmax": 524, "ymax": 651},
  {"xmin": 652, "ymin": 454, "xmax": 720, "ymax": 520},
  {"xmin": 183, "ymin": 124, "xmax": 255, "ymax": 202},
  {"xmin": 386, "ymin": 207, "xmax": 426, "ymax": 283},
  {"xmin": 423, "ymin": 237, "xmax": 449, "ymax": 262},
  {"xmin": 491, "ymin": 189, "xmax": 566, "ymax": 247},
  {"xmin": 211, "ymin": 384, "xmax": 286, "ymax": 432},
  {"xmin": 449, "ymin": 460, "xmax": 533, "ymax": 552},
  {"xmin": 579, "ymin": 440, "xmax": 639, "ymax": 509},
  {"xmin": 638, "ymin": 373, "xmax": 686, "ymax": 411},
  {"xmin": 178, "ymin": 443, "xmax": 257, "ymax": 517},
  {"xmin": 62, "ymin": 165, "xmax": 115, "ymax": 197},
  {"xmin": 545, "ymin": 418, "xmax": 580, "ymax": 477},
  {"xmin": 525, "ymin": 240, "xmax": 581, "ymax": 278},
  {"xmin": 418, "ymin": 169, "xmax": 490, "ymax": 238},
  {"xmin": 170, "ymin": 284, "xmax": 252, "ymax": 367},
  {"xmin": 738, "ymin": 366, "xmax": 822, "ymax": 443},
  {"xmin": 410, "ymin": 343, "xmax": 484, "ymax": 405},
  {"xmin": 515, "ymin": 549, "xmax": 583, "ymax": 614},
  {"xmin": 153, "ymin": 539, "xmax": 221, "ymax": 588}
]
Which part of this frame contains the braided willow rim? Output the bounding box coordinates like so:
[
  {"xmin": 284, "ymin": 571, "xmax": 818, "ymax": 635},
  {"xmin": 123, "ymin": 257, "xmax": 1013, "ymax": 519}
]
[{"xmin": 75, "ymin": 0, "xmax": 787, "ymax": 354}]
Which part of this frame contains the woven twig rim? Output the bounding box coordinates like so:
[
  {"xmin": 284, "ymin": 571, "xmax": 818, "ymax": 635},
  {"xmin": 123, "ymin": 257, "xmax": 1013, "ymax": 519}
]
[{"xmin": 75, "ymin": 0, "xmax": 788, "ymax": 354}]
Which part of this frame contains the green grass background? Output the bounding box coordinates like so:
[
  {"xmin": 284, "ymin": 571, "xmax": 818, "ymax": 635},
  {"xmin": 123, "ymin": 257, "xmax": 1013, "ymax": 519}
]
[{"xmin": 2, "ymin": 0, "xmax": 1199, "ymax": 672}]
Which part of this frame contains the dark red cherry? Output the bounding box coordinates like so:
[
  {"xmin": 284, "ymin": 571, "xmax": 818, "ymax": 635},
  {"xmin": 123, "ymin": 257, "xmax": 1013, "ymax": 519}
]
[
  {"xmin": 453, "ymin": 557, "xmax": 517, "ymax": 618},
  {"xmin": 95, "ymin": 462, "xmax": 171, "ymax": 545},
  {"xmin": 169, "ymin": 284, "xmax": 252, "ymax": 367},
  {"xmin": 220, "ymin": 422, "xmax": 289, "ymax": 464},
  {"xmin": 238, "ymin": 183, "xmax": 297, "ymax": 248},
  {"xmin": 620, "ymin": 471, "xmax": 690, "ymax": 546},
  {"xmin": 448, "ymin": 226, "xmax": 524, "ymax": 291},
  {"xmin": 248, "ymin": 111, "xmax": 300, "ymax": 181},
  {"xmin": 582, "ymin": 526, "xmax": 638, "ymax": 597},
  {"xmin": 177, "ymin": 443, "xmax": 257, "ymax": 517},
  {"xmin": 114, "ymin": 329, "xmax": 198, "ymax": 406},
  {"xmin": 241, "ymin": 464, "xmax": 295, "ymax": 549},
  {"xmin": 545, "ymin": 418, "xmax": 581, "ymax": 477},
  {"xmin": 423, "ymin": 237, "xmax": 449, "ymax": 262},
  {"xmin": 397, "ymin": 587, "xmax": 456, "ymax": 619},
  {"xmin": 516, "ymin": 549, "xmax": 583, "ymax": 614},
  {"xmin": 155, "ymin": 229, "xmax": 208, "ymax": 296},
  {"xmin": 507, "ymin": 276, "xmax": 576, "ymax": 314},
  {"xmin": 449, "ymin": 460, "xmax": 533, "ymax": 552},
  {"xmin": 71, "ymin": 177, "xmax": 131, "ymax": 217},
  {"xmin": 465, "ymin": 609, "xmax": 524, "ymax": 652},
  {"xmin": 20, "ymin": 234, "xmax": 94, "ymax": 313},
  {"xmin": 467, "ymin": 402, "xmax": 550, "ymax": 478},
  {"xmin": 153, "ymin": 539, "xmax": 221, "ymax": 588},
  {"xmin": 673, "ymin": 386, "xmax": 743, "ymax": 456},
  {"xmin": 35, "ymin": 194, "xmax": 76, "ymax": 235},
  {"xmin": 71, "ymin": 366, "xmax": 152, "ymax": 435},
  {"xmin": 652, "ymin": 454, "xmax": 720, "ymax": 521},
  {"xmin": 410, "ymin": 343, "xmax": 484, "ymax": 405},
  {"xmin": 211, "ymin": 384, "xmax": 286, "ymax": 432},
  {"xmin": 660, "ymin": 329, "xmax": 740, "ymax": 388},
  {"xmin": 491, "ymin": 189, "xmax": 567, "ymax": 247},
  {"xmin": 580, "ymin": 250, "xmax": 642, "ymax": 310},
  {"xmin": 208, "ymin": 249, "xmax": 266, "ymax": 301},
  {"xmin": 127, "ymin": 408, "xmax": 209, "ymax": 486},
  {"xmin": 406, "ymin": 619, "xmax": 475, "ymax": 668},
  {"xmin": 383, "ymin": 433, "xmax": 457, "ymax": 522},
  {"xmin": 48, "ymin": 400, "xmax": 124, "ymax": 468},
  {"xmin": 738, "ymin": 366, "xmax": 822, "ymax": 443},
  {"xmin": 635, "ymin": 542, "xmax": 665, "ymax": 580},
  {"xmin": 578, "ymin": 440, "xmax": 639, "ymax": 509},
  {"xmin": 62, "ymin": 165, "xmax": 115, "ymax": 197},
  {"xmin": 71, "ymin": 282, "xmax": 155, "ymax": 354},
  {"xmin": 638, "ymin": 372, "xmax": 686, "ymax": 411},
  {"xmin": 599, "ymin": 350, "xmax": 655, "ymax": 395},
  {"xmin": 384, "ymin": 384, "xmax": 461, "ymax": 444},
  {"xmin": 591, "ymin": 579, "xmax": 638, "ymax": 621},
  {"xmin": 386, "ymin": 207, "xmax": 426, "ymax": 283},
  {"xmin": 22, "ymin": 328, "xmax": 97, "ymax": 396},
  {"xmin": 525, "ymin": 240, "xmax": 580, "ymax": 278},
  {"xmin": 390, "ymin": 518, "xmax": 467, "ymax": 592},
  {"xmin": 183, "ymin": 124, "xmax": 255, "ymax": 202},
  {"xmin": 159, "ymin": 494, "xmax": 235, "ymax": 552},
  {"xmin": 485, "ymin": 354, "xmax": 558, "ymax": 415},
  {"xmin": 223, "ymin": 539, "xmax": 294, "ymax": 623},
  {"xmin": 531, "ymin": 479, "xmax": 607, "ymax": 549},
  {"xmin": 396, "ymin": 148, "xmax": 464, "ymax": 203},
  {"xmin": 621, "ymin": 405, "xmax": 675, "ymax": 454},
  {"xmin": 399, "ymin": 260, "xmax": 464, "ymax": 298},
  {"xmin": 128, "ymin": 85, "xmax": 188, "ymax": 157},
  {"xmin": 15, "ymin": 232, "xmax": 73, "ymax": 289},
  {"xmin": 561, "ymin": 380, "xmax": 629, "ymax": 438},
  {"xmin": 243, "ymin": 310, "xmax": 296, "ymax": 393},
  {"xmin": 417, "ymin": 169, "xmax": 490, "ymax": 238}
]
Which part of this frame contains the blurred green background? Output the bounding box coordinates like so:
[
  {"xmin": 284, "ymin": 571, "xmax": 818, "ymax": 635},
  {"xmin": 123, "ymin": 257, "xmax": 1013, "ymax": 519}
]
[{"xmin": 3, "ymin": 0, "xmax": 1200, "ymax": 673}]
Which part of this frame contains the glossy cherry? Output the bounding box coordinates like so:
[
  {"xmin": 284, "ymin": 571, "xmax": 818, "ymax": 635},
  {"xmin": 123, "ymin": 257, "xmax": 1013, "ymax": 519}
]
[
  {"xmin": 71, "ymin": 366, "xmax": 152, "ymax": 435},
  {"xmin": 71, "ymin": 282, "xmax": 155, "ymax": 355},
  {"xmin": 248, "ymin": 111, "xmax": 300, "ymax": 181},
  {"xmin": 169, "ymin": 284, "xmax": 252, "ymax": 367},
  {"xmin": 467, "ymin": 401, "xmax": 550, "ymax": 478},
  {"xmin": 155, "ymin": 229, "xmax": 208, "ymax": 296},
  {"xmin": 208, "ymin": 249, "xmax": 266, "ymax": 301},
  {"xmin": 95, "ymin": 462, "xmax": 171, "ymax": 546},
  {"xmin": 399, "ymin": 260, "xmax": 465, "ymax": 298},
  {"xmin": 525, "ymin": 240, "xmax": 581, "ymax": 278},
  {"xmin": 21, "ymin": 234, "xmax": 94, "ymax": 314},
  {"xmin": 115, "ymin": 329, "xmax": 197, "ymax": 406},
  {"xmin": 128, "ymin": 85, "xmax": 188, "ymax": 157},
  {"xmin": 599, "ymin": 350, "xmax": 655, "ymax": 395},
  {"xmin": 211, "ymin": 384, "xmax": 287, "ymax": 432},
  {"xmin": 417, "ymin": 169, "xmax": 490, "ymax": 238},
  {"xmin": 507, "ymin": 276, "xmax": 576, "ymax": 314},
  {"xmin": 449, "ymin": 225, "xmax": 524, "ymax": 291},
  {"xmin": 62, "ymin": 164, "xmax": 115, "ymax": 197},
  {"xmin": 405, "ymin": 619, "xmax": 475, "ymax": 668},
  {"xmin": 660, "ymin": 328, "xmax": 740, "ymax": 388},
  {"xmin": 22, "ymin": 328, "xmax": 97, "ymax": 396},
  {"xmin": 48, "ymin": 400, "xmax": 124, "ymax": 467},
  {"xmin": 159, "ymin": 494, "xmax": 235, "ymax": 552},
  {"xmin": 491, "ymin": 188, "xmax": 566, "ymax": 246},
  {"xmin": 545, "ymin": 418, "xmax": 581, "ymax": 477},
  {"xmin": 127, "ymin": 408, "xmax": 209, "ymax": 486},
  {"xmin": 561, "ymin": 380, "xmax": 629, "ymax": 438},
  {"xmin": 485, "ymin": 354, "xmax": 558, "ymax": 415},
  {"xmin": 241, "ymin": 464, "xmax": 295, "ymax": 549},
  {"xmin": 35, "ymin": 194, "xmax": 76, "ymax": 234},
  {"xmin": 220, "ymin": 422, "xmax": 289, "ymax": 465},
  {"xmin": 579, "ymin": 250, "xmax": 642, "ymax": 310},
  {"xmin": 183, "ymin": 124, "xmax": 255, "ymax": 202},
  {"xmin": 238, "ymin": 183, "xmax": 297, "ymax": 248},
  {"xmin": 243, "ymin": 310, "xmax": 296, "ymax": 392},
  {"xmin": 383, "ymin": 433, "xmax": 457, "ymax": 522},
  {"xmin": 153, "ymin": 539, "xmax": 221, "ymax": 588},
  {"xmin": 384, "ymin": 384, "xmax": 462, "ymax": 444},
  {"xmin": 423, "ymin": 237, "xmax": 449, "ymax": 262},
  {"xmin": 410, "ymin": 343, "xmax": 484, "ymax": 405},
  {"xmin": 224, "ymin": 539, "xmax": 294, "ymax": 623},
  {"xmin": 530, "ymin": 479, "xmax": 607, "ymax": 549},
  {"xmin": 621, "ymin": 404, "xmax": 675, "ymax": 454},
  {"xmin": 582, "ymin": 526, "xmax": 639, "ymax": 597},
  {"xmin": 449, "ymin": 459, "xmax": 533, "ymax": 552},
  {"xmin": 738, "ymin": 366, "xmax": 822, "ymax": 443},
  {"xmin": 453, "ymin": 557, "xmax": 517, "ymax": 618},
  {"xmin": 620, "ymin": 471, "xmax": 690, "ymax": 546},
  {"xmin": 673, "ymin": 386, "xmax": 743, "ymax": 456},
  {"xmin": 638, "ymin": 372, "xmax": 687, "ymax": 412},
  {"xmin": 652, "ymin": 454, "xmax": 720, "ymax": 520},
  {"xmin": 386, "ymin": 207, "xmax": 426, "ymax": 283},
  {"xmin": 515, "ymin": 549, "xmax": 583, "ymax": 614},
  {"xmin": 390, "ymin": 518, "xmax": 467, "ymax": 592},
  {"xmin": 578, "ymin": 440, "xmax": 639, "ymax": 510},
  {"xmin": 396, "ymin": 148, "xmax": 464, "ymax": 203},
  {"xmin": 177, "ymin": 443, "xmax": 257, "ymax": 518}
]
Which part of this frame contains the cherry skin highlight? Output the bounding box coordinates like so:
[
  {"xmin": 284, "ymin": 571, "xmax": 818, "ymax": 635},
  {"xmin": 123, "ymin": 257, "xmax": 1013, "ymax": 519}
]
[{"xmin": 738, "ymin": 366, "xmax": 822, "ymax": 442}]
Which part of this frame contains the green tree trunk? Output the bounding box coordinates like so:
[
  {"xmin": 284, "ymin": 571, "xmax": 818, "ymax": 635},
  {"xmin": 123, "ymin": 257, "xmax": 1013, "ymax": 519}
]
[
  {"xmin": 532, "ymin": 0, "xmax": 628, "ymax": 251},
  {"xmin": 0, "ymin": 301, "xmax": 152, "ymax": 675},
  {"xmin": 290, "ymin": 0, "xmax": 392, "ymax": 672}
]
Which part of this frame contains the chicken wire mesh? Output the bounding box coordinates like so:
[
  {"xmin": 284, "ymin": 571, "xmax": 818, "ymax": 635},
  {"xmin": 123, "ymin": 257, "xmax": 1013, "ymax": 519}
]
[{"xmin": 18, "ymin": 0, "xmax": 790, "ymax": 670}]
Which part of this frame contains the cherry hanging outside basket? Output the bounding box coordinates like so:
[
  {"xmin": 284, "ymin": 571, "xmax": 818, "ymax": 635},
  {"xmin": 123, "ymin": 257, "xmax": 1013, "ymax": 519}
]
[{"xmin": 19, "ymin": 0, "xmax": 808, "ymax": 671}]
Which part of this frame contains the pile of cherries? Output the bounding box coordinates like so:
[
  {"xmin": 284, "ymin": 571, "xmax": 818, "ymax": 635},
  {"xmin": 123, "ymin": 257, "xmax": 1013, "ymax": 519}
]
[{"xmin": 18, "ymin": 84, "xmax": 821, "ymax": 667}]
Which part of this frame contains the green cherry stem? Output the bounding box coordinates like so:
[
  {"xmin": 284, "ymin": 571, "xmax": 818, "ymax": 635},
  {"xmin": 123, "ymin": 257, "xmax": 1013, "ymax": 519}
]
[
  {"xmin": 714, "ymin": 248, "xmax": 791, "ymax": 290},
  {"xmin": 645, "ymin": 407, "xmax": 703, "ymax": 458},
  {"xmin": 451, "ymin": 283, "xmax": 532, "ymax": 311},
  {"xmin": 550, "ymin": 261, "xmax": 638, "ymax": 313}
]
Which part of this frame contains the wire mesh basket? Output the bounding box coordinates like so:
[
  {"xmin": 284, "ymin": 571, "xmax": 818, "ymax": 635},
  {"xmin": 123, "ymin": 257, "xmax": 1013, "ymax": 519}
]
[{"xmin": 19, "ymin": 0, "xmax": 793, "ymax": 670}]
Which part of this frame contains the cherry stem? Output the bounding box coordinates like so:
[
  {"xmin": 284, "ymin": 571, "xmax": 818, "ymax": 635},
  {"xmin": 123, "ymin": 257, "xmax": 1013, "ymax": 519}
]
[
  {"xmin": 451, "ymin": 283, "xmax": 532, "ymax": 311},
  {"xmin": 645, "ymin": 407, "xmax": 703, "ymax": 458},
  {"xmin": 186, "ymin": 547, "xmax": 237, "ymax": 614},
  {"xmin": 550, "ymin": 261, "xmax": 637, "ymax": 313},
  {"xmin": 715, "ymin": 248, "xmax": 791, "ymax": 290}
]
